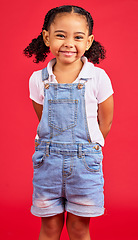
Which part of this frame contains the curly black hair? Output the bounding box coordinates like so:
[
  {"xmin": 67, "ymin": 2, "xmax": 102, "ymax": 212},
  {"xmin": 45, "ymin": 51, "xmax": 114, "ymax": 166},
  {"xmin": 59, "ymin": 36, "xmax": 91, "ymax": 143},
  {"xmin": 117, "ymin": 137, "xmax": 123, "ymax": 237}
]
[{"xmin": 23, "ymin": 5, "xmax": 106, "ymax": 64}]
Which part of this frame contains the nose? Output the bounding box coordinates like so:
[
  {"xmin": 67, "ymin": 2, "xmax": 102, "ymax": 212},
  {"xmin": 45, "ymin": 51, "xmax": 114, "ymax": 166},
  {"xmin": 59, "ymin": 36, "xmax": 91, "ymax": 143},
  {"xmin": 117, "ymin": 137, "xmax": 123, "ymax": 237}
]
[{"xmin": 64, "ymin": 40, "xmax": 74, "ymax": 48}]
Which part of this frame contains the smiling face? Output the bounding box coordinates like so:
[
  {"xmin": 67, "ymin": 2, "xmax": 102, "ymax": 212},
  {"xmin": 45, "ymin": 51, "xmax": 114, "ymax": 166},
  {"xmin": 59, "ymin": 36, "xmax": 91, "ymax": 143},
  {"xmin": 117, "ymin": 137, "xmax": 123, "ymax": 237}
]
[{"xmin": 43, "ymin": 13, "xmax": 94, "ymax": 66}]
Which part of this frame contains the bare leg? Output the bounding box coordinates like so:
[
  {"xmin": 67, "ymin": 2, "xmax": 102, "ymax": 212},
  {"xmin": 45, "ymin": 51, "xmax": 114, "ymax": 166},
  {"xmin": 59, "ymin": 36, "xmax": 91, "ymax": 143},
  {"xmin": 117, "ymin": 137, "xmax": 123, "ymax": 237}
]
[
  {"xmin": 66, "ymin": 212, "xmax": 91, "ymax": 240},
  {"xmin": 39, "ymin": 213, "xmax": 64, "ymax": 240}
]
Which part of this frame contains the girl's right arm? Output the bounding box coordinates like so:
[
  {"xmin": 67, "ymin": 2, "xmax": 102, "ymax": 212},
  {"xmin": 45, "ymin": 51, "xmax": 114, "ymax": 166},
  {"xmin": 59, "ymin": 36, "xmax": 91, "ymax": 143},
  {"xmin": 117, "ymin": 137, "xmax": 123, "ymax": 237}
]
[
  {"xmin": 97, "ymin": 95, "xmax": 114, "ymax": 139},
  {"xmin": 32, "ymin": 100, "xmax": 43, "ymax": 121}
]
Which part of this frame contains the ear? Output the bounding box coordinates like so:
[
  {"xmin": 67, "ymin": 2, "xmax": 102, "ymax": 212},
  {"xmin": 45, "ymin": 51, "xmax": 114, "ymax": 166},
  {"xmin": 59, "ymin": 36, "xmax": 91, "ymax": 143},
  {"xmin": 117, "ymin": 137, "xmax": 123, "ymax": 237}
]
[
  {"xmin": 86, "ymin": 35, "xmax": 94, "ymax": 51},
  {"xmin": 42, "ymin": 30, "xmax": 50, "ymax": 47}
]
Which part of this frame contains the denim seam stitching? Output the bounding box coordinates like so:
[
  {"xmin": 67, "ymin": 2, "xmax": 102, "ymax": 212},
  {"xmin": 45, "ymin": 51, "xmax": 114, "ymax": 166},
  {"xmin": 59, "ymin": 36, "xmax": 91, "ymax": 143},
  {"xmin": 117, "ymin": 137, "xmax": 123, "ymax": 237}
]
[
  {"xmin": 82, "ymin": 85, "xmax": 91, "ymax": 142},
  {"xmin": 48, "ymin": 99, "xmax": 78, "ymax": 132},
  {"xmin": 82, "ymin": 155, "xmax": 101, "ymax": 172},
  {"xmin": 33, "ymin": 153, "xmax": 46, "ymax": 169},
  {"xmin": 63, "ymin": 155, "xmax": 73, "ymax": 177}
]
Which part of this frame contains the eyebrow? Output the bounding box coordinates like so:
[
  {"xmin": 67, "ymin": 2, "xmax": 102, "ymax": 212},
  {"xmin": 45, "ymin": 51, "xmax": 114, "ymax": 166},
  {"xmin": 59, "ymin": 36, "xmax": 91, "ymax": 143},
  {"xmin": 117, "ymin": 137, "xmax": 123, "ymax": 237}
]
[
  {"xmin": 75, "ymin": 32, "xmax": 86, "ymax": 35},
  {"xmin": 54, "ymin": 30, "xmax": 85, "ymax": 35},
  {"xmin": 55, "ymin": 30, "xmax": 65, "ymax": 33}
]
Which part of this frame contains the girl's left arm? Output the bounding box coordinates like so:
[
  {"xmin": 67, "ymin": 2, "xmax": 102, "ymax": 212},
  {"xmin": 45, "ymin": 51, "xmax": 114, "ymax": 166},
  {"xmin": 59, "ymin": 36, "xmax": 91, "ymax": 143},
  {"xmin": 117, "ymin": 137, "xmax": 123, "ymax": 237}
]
[{"xmin": 98, "ymin": 95, "xmax": 114, "ymax": 139}]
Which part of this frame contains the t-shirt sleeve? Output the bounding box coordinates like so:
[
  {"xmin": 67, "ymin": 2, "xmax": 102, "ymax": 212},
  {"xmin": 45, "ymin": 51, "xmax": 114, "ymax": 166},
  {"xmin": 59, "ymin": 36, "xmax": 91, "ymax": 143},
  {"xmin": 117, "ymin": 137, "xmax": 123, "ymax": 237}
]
[
  {"xmin": 29, "ymin": 71, "xmax": 44, "ymax": 105},
  {"xmin": 97, "ymin": 69, "xmax": 114, "ymax": 104}
]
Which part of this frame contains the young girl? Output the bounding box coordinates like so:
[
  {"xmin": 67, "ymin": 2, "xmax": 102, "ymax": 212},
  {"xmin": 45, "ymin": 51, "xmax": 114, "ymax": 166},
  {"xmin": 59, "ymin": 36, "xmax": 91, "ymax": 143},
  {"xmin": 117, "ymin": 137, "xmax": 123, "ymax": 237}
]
[{"xmin": 24, "ymin": 5, "xmax": 113, "ymax": 240}]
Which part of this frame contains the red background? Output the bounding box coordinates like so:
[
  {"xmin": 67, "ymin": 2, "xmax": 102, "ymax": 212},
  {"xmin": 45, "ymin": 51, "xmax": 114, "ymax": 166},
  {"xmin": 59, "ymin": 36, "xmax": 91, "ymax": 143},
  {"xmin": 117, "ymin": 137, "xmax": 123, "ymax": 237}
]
[{"xmin": 1, "ymin": 0, "xmax": 138, "ymax": 239}]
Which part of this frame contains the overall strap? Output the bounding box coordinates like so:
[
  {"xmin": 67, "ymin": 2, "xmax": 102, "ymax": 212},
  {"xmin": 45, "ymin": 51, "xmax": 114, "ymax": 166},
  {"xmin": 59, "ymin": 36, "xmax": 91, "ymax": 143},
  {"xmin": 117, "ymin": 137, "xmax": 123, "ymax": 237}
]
[{"xmin": 42, "ymin": 67, "xmax": 49, "ymax": 82}]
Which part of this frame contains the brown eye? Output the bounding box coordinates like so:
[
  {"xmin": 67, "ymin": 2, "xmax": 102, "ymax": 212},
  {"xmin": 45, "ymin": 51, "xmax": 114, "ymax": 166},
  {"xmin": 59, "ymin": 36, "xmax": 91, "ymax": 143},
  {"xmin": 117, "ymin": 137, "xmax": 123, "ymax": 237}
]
[
  {"xmin": 75, "ymin": 36, "xmax": 83, "ymax": 40},
  {"xmin": 56, "ymin": 34, "xmax": 65, "ymax": 38}
]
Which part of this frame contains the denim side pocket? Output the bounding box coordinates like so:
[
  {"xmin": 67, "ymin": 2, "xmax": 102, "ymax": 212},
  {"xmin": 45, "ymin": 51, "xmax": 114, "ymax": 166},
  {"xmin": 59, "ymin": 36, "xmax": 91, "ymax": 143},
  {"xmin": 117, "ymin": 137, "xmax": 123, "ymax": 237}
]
[
  {"xmin": 82, "ymin": 150, "xmax": 103, "ymax": 172},
  {"xmin": 32, "ymin": 151, "xmax": 46, "ymax": 169}
]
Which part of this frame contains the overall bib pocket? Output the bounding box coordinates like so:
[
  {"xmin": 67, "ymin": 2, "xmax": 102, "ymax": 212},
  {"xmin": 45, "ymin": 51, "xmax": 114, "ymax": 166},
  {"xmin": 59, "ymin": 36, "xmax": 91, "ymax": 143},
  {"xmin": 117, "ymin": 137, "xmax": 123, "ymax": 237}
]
[
  {"xmin": 48, "ymin": 99, "xmax": 78, "ymax": 131},
  {"xmin": 32, "ymin": 151, "xmax": 46, "ymax": 169}
]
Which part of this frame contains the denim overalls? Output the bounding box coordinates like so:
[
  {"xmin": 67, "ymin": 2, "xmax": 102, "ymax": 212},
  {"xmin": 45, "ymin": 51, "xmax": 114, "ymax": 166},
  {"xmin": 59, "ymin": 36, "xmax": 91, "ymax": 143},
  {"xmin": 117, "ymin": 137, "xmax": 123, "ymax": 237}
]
[{"xmin": 31, "ymin": 67, "xmax": 104, "ymax": 217}]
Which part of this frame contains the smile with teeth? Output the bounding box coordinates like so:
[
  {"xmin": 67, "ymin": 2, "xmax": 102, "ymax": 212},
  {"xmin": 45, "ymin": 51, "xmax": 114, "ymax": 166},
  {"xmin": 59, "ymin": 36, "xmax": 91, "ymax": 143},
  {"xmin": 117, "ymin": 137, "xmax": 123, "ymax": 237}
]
[{"xmin": 59, "ymin": 51, "xmax": 77, "ymax": 57}]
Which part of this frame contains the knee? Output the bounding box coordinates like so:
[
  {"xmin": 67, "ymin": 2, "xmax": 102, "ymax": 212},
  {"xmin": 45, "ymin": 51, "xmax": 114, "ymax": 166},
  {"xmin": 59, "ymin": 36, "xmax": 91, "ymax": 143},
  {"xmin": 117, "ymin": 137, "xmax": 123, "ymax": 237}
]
[
  {"xmin": 66, "ymin": 215, "xmax": 90, "ymax": 239},
  {"xmin": 42, "ymin": 220, "xmax": 62, "ymax": 235},
  {"xmin": 40, "ymin": 214, "xmax": 64, "ymax": 238}
]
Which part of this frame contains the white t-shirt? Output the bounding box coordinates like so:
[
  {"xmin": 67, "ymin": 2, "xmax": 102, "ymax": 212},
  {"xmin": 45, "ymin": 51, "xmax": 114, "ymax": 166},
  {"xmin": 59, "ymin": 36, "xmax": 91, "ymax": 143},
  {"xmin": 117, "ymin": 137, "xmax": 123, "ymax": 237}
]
[{"xmin": 29, "ymin": 57, "xmax": 113, "ymax": 146}]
